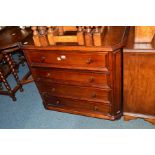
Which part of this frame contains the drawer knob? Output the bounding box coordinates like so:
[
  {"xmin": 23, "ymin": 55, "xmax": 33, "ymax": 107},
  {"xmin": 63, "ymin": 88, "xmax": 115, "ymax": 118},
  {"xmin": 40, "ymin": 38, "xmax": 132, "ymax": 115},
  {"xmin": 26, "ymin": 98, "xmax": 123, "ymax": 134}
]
[
  {"xmin": 91, "ymin": 93, "xmax": 96, "ymax": 98},
  {"xmin": 52, "ymin": 88, "xmax": 56, "ymax": 92},
  {"xmin": 56, "ymin": 100, "xmax": 60, "ymax": 104},
  {"xmin": 89, "ymin": 77, "xmax": 94, "ymax": 83},
  {"xmin": 47, "ymin": 73, "xmax": 51, "ymax": 77},
  {"xmin": 94, "ymin": 106, "xmax": 98, "ymax": 111},
  {"xmin": 41, "ymin": 56, "xmax": 46, "ymax": 62},
  {"xmin": 86, "ymin": 58, "xmax": 93, "ymax": 64}
]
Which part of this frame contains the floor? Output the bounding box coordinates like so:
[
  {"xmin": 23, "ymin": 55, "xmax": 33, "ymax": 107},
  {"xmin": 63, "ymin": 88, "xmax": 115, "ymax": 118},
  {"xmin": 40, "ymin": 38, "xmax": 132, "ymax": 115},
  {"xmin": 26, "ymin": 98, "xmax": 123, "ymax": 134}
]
[{"xmin": 0, "ymin": 60, "xmax": 155, "ymax": 129}]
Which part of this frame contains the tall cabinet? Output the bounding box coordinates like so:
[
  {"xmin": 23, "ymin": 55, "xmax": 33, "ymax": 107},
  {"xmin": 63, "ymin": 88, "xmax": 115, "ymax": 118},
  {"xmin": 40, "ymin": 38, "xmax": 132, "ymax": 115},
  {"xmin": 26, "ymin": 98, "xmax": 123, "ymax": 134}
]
[{"xmin": 123, "ymin": 26, "xmax": 155, "ymax": 125}]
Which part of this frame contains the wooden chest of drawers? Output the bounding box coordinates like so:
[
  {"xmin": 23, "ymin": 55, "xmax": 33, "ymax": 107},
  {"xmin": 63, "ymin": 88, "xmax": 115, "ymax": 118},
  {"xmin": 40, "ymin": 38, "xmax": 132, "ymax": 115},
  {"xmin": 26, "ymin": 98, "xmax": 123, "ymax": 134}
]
[{"xmin": 23, "ymin": 26, "xmax": 129, "ymax": 120}]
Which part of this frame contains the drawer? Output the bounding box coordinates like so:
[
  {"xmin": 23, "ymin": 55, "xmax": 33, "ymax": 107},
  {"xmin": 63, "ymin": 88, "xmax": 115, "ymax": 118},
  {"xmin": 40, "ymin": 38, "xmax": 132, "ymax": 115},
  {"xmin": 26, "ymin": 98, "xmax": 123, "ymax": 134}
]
[
  {"xmin": 36, "ymin": 81, "xmax": 111, "ymax": 103},
  {"xmin": 26, "ymin": 50, "xmax": 109, "ymax": 71},
  {"xmin": 32, "ymin": 68, "xmax": 110, "ymax": 88},
  {"xmin": 42, "ymin": 93, "xmax": 111, "ymax": 115}
]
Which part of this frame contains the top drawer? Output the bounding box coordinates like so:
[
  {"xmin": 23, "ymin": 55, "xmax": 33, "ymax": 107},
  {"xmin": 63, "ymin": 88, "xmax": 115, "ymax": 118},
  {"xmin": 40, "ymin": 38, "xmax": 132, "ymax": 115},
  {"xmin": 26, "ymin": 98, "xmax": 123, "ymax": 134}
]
[{"xmin": 26, "ymin": 50, "xmax": 109, "ymax": 71}]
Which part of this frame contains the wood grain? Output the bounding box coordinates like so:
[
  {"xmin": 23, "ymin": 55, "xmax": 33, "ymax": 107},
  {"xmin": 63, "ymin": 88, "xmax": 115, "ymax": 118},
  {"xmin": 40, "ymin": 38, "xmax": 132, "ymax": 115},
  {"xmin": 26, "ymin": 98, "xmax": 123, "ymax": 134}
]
[
  {"xmin": 135, "ymin": 26, "xmax": 155, "ymax": 43},
  {"xmin": 124, "ymin": 52, "xmax": 155, "ymax": 116},
  {"xmin": 23, "ymin": 26, "xmax": 129, "ymax": 120}
]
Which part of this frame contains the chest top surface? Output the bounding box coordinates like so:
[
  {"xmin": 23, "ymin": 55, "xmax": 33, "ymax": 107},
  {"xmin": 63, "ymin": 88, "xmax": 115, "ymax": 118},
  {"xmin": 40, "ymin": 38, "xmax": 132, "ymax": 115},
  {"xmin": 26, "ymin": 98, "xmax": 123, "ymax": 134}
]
[{"xmin": 22, "ymin": 26, "xmax": 129, "ymax": 52}]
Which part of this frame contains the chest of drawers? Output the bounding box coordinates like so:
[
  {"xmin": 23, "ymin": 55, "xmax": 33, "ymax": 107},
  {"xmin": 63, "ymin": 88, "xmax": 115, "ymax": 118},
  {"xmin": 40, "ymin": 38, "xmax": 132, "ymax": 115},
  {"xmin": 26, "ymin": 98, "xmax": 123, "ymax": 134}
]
[{"xmin": 23, "ymin": 26, "xmax": 129, "ymax": 120}]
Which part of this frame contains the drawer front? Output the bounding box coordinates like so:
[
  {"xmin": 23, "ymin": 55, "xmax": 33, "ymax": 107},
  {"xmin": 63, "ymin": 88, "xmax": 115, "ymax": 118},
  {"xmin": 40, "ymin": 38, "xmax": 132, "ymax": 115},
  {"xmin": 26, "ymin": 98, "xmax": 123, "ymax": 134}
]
[
  {"xmin": 32, "ymin": 68, "xmax": 110, "ymax": 88},
  {"xmin": 26, "ymin": 50, "xmax": 109, "ymax": 71},
  {"xmin": 36, "ymin": 81, "xmax": 111, "ymax": 103},
  {"xmin": 42, "ymin": 93, "xmax": 111, "ymax": 115}
]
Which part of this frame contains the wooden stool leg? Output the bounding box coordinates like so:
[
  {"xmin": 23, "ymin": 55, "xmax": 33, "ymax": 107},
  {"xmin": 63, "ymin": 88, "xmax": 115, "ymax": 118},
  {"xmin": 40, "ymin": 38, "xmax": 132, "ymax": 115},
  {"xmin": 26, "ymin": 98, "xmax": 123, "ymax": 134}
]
[
  {"xmin": 4, "ymin": 54, "xmax": 23, "ymax": 92},
  {"xmin": 0, "ymin": 71, "xmax": 16, "ymax": 101},
  {"xmin": 0, "ymin": 83, "xmax": 3, "ymax": 90}
]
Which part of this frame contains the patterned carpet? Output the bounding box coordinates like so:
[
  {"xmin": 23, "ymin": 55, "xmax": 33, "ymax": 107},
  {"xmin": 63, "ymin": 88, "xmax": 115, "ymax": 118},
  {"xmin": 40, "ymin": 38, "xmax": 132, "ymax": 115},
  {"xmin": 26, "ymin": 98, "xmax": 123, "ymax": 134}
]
[{"xmin": 0, "ymin": 61, "xmax": 155, "ymax": 129}]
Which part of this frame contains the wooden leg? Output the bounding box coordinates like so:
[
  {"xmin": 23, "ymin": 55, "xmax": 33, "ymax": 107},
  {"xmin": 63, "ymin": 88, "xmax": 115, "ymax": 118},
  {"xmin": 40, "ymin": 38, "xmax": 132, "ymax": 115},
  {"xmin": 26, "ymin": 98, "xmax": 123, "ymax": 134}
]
[
  {"xmin": 4, "ymin": 54, "xmax": 23, "ymax": 92},
  {"xmin": 124, "ymin": 115, "xmax": 137, "ymax": 121},
  {"xmin": 0, "ymin": 71, "xmax": 16, "ymax": 101},
  {"xmin": 144, "ymin": 118, "xmax": 155, "ymax": 125},
  {"xmin": 0, "ymin": 83, "xmax": 3, "ymax": 90},
  {"xmin": 124, "ymin": 115, "xmax": 155, "ymax": 125}
]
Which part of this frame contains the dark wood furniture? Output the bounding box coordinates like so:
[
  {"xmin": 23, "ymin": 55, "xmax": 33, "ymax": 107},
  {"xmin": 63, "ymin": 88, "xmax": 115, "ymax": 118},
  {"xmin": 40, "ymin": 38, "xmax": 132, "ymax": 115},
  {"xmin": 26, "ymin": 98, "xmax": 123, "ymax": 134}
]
[
  {"xmin": 0, "ymin": 43, "xmax": 23, "ymax": 101},
  {"xmin": 0, "ymin": 26, "xmax": 33, "ymax": 100},
  {"xmin": 123, "ymin": 26, "xmax": 155, "ymax": 125},
  {"xmin": 23, "ymin": 26, "xmax": 129, "ymax": 120}
]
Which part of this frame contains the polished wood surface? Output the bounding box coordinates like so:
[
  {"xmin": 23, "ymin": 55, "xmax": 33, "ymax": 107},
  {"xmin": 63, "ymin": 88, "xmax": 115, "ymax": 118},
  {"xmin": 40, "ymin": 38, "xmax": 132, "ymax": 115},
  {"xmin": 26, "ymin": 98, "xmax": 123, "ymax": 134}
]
[
  {"xmin": 32, "ymin": 26, "xmax": 108, "ymax": 47},
  {"xmin": 135, "ymin": 26, "xmax": 155, "ymax": 43},
  {"xmin": 124, "ymin": 26, "xmax": 155, "ymax": 50},
  {"xmin": 31, "ymin": 68, "xmax": 110, "ymax": 88},
  {"xmin": 23, "ymin": 26, "xmax": 129, "ymax": 120},
  {"xmin": 42, "ymin": 95, "xmax": 111, "ymax": 119},
  {"xmin": 0, "ymin": 27, "xmax": 33, "ymax": 100},
  {"xmin": 25, "ymin": 26, "xmax": 129, "ymax": 50},
  {"xmin": 124, "ymin": 26, "xmax": 155, "ymax": 124},
  {"xmin": 0, "ymin": 27, "xmax": 31, "ymax": 50},
  {"xmin": 36, "ymin": 80, "xmax": 111, "ymax": 103},
  {"xmin": 25, "ymin": 50, "xmax": 109, "ymax": 71}
]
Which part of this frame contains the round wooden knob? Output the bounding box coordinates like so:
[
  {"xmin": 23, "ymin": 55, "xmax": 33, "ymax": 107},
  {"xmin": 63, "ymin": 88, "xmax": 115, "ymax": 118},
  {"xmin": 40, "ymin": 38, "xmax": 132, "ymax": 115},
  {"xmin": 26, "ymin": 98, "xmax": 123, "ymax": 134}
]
[
  {"xmin": 94, "ymin": 106, "xmax": 98, "ymax": 111},
  {"xmin": 89, "ymin": 77, "xmax": 94, "ymax": 83},
  {"xmin": 56, "ymin": 100, "xmax": 60, "ymax": 104},
  {"xmin": 41, "ymin": 56, "xmax": 46, "ymax": 62},
  {"xmin": 52, "ymin": 88, "xmax": 56, "ymax": 92},
  {"xmin": 91, "ymin": 93, "xmax": 96, "ymax": 98},
  {"xmin": 47, "ymin": 73, "xmax": 51, "ymax": 77},
  {"xmin": 86, "ymin": 58, "xmax": 93, "ymax": 64}
]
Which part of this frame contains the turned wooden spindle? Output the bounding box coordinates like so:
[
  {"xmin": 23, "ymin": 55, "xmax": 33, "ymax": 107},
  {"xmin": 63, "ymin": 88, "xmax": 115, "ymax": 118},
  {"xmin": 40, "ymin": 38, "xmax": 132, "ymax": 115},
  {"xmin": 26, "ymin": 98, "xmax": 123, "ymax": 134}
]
[
  {"xmin": 84, "ymin": 26, "xmax": 93, "ymax": 46},
  {"xmin": 77, "ymin": 26, "xmax": 85, "ymax": 45},
  {"xmin": 100, "ymin": 26, "xmax": 105, "ymax": 33},
  {"xmin": 93, "ymin": 26, "xmax": 102, "ymax": 46},
  {"xmin": 0, "ymin": 83, "xmax": 3, "ymax": 90},
  {"xmin": 0, "ymin": 70, "xmax": 16, "ymax": 101},
  {"xmin": 38, "ymin": 26, "xmax": 49, "ymax": 46},
  {"xmin": 95, "ymin": 26, "xmax": 99, "ymax": 33},
  {"xmin": 47, "ymin": 26, "xmax": 55, "ymax": 45},
  {"xmin": 58, "ymin": 26, "xmax": 64, "ymax": 35},
  {"xmin": 31, "ymin": 26, "xmax": 41, "ymax": 46},
  {"xmin": 4, "ymin": 54, "xmax": 23, "ymax": 92}
]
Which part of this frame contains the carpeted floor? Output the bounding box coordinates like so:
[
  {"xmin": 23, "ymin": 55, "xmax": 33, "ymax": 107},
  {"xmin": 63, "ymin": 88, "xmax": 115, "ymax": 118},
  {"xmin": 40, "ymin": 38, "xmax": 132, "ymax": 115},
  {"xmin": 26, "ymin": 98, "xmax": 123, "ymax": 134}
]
[{"xmin": 0, "ymin": 59, "xmax": 155, "ymax": 129}]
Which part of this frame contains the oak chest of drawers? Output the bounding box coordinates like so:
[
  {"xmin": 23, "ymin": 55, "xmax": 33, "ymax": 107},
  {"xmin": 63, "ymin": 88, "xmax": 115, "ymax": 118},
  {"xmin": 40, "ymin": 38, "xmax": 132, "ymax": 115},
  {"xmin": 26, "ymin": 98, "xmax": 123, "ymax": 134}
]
[{"xmin": 23, "ymin": 26, "xmax": 129, "ymax": 120}]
